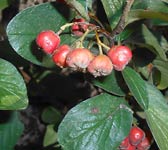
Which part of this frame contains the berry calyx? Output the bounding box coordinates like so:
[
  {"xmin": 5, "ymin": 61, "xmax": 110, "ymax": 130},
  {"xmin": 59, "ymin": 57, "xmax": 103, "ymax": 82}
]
[
  {"xmin": 66, "ymin": 48, "xmax": 94, "ymax": 71},
  {"xmin": 136, "ymin": 137, "xmax": 151, "ymax": 150},
  {"xmin": 71, "ymin": 18, "xmax": 88, "ymax": 36},
  {"xmin": 129, "ymin": 126, "xmax": 145, "ymax": 146},
  {"xmin": 36, "ymin": 30, "xmax": 60, "ymax": 54},
  {"xmin": 108, "ymin": 45, "xmax": 132, "ymax": 71},
  {"xmin": 52, "ymin": 44, "xmax": 71, "ymax": 68},
  {"xmin": 87, "ymin": 54, "xmax": 113, "ymax": 77}
]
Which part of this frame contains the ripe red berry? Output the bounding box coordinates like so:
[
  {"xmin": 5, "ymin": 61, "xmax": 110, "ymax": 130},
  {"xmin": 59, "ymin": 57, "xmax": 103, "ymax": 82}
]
[
  {"xmin": 136, "ymin": 137, "xmax": 151, "ymax": 150},
  {"xmin": 124, "ymin": 143, "xmax": 136, "ymax": 150},
  {"xmin": 36, "ymin": 30, "xmax": 60, "ymax": 54},
  {"xmin": 66, "ymin": 48, "xmax": 94, "ymax": 71},
  {"xmin": 52, "ymin": 44, "xmax": 71, "ymax": 68},
  {"xmin": 119, "ymin": 136, "xmax": 130, "ymax": 149},
  {"xmin": 129, "ymin": 126, "xmax": 145, "ymax": 146},
  {"xmin": 87, "ymin": 54, "xmax": 113, "ymax": 77},
  {"xmin": 107, "ymin": 45, "xmax": 132, "ymax": 71},
  {"xmin": 71, "ymin": 18, "xmax": 88, "ymax": 36}
]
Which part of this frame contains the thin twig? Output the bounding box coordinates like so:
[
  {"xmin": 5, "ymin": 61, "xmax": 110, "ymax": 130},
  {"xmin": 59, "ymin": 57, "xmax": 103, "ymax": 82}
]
[{"xmin": 111, "ymin": 0, "xmax": 135, "ymax": 37}]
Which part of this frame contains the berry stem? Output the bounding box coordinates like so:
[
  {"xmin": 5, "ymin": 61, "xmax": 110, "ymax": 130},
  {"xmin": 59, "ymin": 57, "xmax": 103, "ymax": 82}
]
[
  {"xmin": 78, "ymin": 28, "xmax": 90, "ymax": 48},
  {"xmin": 95, "ymin": 30, "xmax": 110, "ymax": 51},
  {"xmin": 95, "ymin": 31, "xmax": 103, "ymax": 55},
  {"xmin": 57, "ymin": 23, "xmax": 74, "ymax": 35}
]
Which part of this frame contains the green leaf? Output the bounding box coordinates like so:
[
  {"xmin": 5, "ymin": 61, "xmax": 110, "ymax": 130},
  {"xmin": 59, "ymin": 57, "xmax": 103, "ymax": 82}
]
[
  {"xmin": 41, "ymin": 106, "xmax": 62, "ymax": 124},
  {"xmin": 0, "ymin": 58, "xmax": 28, "ymax": 110},
  {"xmin": 0, "ymin": 0, "xmax": 8, "ymax": 10},
  {"xmin": 57, "ymin": 93, "xmax": 133, "ymax": 150},
  {"xmin": 141, "ymin": 25, "xmax": 167, "ymax": 61},
  {"xmin": 101, "ymin": 0, "xmax": 126, "ymax": 30},
  {"xmin": 115, "ymin": 28, "xmax": 134, "ymax": 42},
  {"xmin": 0, "ymin": 111, "xmax": 24, "ymax": 150},
  {"xmin": 7, "ymin": 2, "xmax": 76, "ymax": 67},
  {"xmin": 132, "ymin": 0, "xmax": 168, "ymax": 13},
  {"xmin": 128, "ymin": 0, "xmax": 168, "ymax": 25},
  {"xmin": 123, "ymin": 67, "xmax": 168, "ymax": 149},
  {"xmin": 122, "ymin": 67, "xmax": 148, "ymax": 110},
  {"xmin": 128, "ymin": 25, "xmax": 167, "ymax": 61},
  {"xmin": 43, "ymin": 124, "xmax": 57, "ymax": 147},
  {"xmin": 145, "ymin": 83, "xmax": 168, "ymax": 150},
  {"xmin": 65, "ymin": 0, "xmax": 89, "ymax": 20},
  {"xmin": 153, "ymin": 58, "xmax": 168, "ymax": 89},
  {"xmin": 92, "ymin": 71, "xmax": 125, "ymax": 96},
  {"xmin": 127, "ymin": 10, "xmax": 168, "ymax": 25}
]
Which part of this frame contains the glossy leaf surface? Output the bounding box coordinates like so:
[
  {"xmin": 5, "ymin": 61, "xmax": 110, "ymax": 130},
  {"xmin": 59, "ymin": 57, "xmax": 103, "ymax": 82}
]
[
  {"xmin": 58, "ymin": 93, "xmax": 133, "ymax": 150},
  {"xmin": 0, "ymin": 111, "xmax": 24, "ymax": 150},
  {"xmin": 0, "ymin": 58, "xmax": 28, "ymax": 110}
]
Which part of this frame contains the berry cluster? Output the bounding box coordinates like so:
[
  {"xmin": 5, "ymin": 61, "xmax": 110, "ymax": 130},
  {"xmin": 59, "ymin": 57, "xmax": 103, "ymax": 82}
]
[
  {"xmin": 119, "ymin": 126, "xmax": 151, "ymax": 150},
  {"xmin": 36, "ymin": 18, "xmax": 132, "ymax": 77}
]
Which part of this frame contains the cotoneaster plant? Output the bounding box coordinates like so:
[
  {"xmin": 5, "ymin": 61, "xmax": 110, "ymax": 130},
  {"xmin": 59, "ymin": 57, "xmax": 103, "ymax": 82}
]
[
  {"xmin": 52, "ymin": 44, "xmax": 71, "ymax": 68},
  {"xmin": 66, "ymin": 48, "xmax": 94, "ymax": 71},
  {"xmin": 87, "ymin": 54, "xmax": 113, "ymax": 77},
  {"xmin": 36, "ymin": 30, "xmax": 60, "ymax": 54},
  {"xmin": 129, "ymin": 126, "xmax": 145, "ymax": 146},
  {"xmin": 108, "ymin": 45, "xmax": 132, "ymax": 71},
  {"xmin": 71, "ymin": 18, "xmax": 88, "ymax": 36}
]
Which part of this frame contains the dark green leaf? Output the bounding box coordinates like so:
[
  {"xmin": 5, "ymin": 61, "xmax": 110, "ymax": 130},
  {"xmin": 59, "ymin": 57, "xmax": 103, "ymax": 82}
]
[
  {"xmin": 64, "ymin": 0, "xmax": 89, "ymax": 20},
  {"xmin": 153, "ymin": 58, "xmax": 168, "ymax": 89},
  {"xmin": 92, "ymin": 71, "xmax": 125, "ymax": 96},
  {"xmin": 7, "ymin": 2, "xmax": 76, "ymax": 67},
  {"xmin": 145, "ymin": 83, "xmax": 168, "ymax": 150},
  {"xmin": 132, "ymin": 0, "xmax": 168, "ymax": 13},
  {"xmin": 43, "ymin": 124, "xmax": 57, "ymax": 147},
  {"xmin": 0, "ymin": 58, "xmax": 28, "ymax": 110},
  {"xmin": 123, "ymin": 67, "xmax": 168, "ymax": 149},
  {"xmin": 141, "ymin": 25, "xmax": 167, "ymax": 61},
  {"xmin": 128, "ymin": 25, "xmax": 167, "ymax": 61},
  {"xmin": 101, "ymin": 0, "xmax": 126, "ymax": 30},
  {"xmin": 57, "ymin": 93, "xmax": 133, "ymax": 150},
  {"xmin": 127, "ymin": 10, "xmax": 168, "ymax": 25},
  {"xmin": 0, "ymin": 111, "xmax": 24, "ymax": 150},
  {"xmin": 122, "ymin": 67, "xmax": 148, "ymax": 110},
  {"xmin": 115, "ymin": 28, "xmax": 134, "ymax": 42},
  {"xmin": 0, "ymin": 0, "xmax": 8, "ymax": 10},
  {"xmin": 41, "ymin": 106, "xmax": 62, "ymax": 124}
]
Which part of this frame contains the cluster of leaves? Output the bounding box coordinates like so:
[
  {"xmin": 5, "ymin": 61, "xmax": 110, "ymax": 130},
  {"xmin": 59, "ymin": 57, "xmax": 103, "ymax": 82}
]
[{"xmin": 0, "ymin": 0, "xmax": 168, "ymax": 150}]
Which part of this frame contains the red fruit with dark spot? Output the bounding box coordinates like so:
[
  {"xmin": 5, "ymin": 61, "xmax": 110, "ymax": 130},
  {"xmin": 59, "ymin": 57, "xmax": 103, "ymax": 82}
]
[
  {"xmin": 36, "ymin": 30, "xmax": 60, "ymax": 54},
  {"xmin": 108, "ymin": 45, "xmax": 132, "ymax": 71},
  {"xmin": 66, "ymin": 48, "xmax": 94, "ymax": 71},
  {"xmin": 52, "ymin": 44, "xmax": 71, "ymax": 68},
  {"xmin": 129, "ymin": 126, "xmax": 145, "ymax": 146},
  {"xmin": 119, "ymin": 136, "xmax": 130, "ymax": 149},
  {"xmin": 136, "ymin": 137, "xmax": 151, "ymax": 150},
  {"xmin": 71, "ymin": 18, "xmax": 88, "ymax": 36},
  {"xmin": 87, "ymin": 54, "xmax": 113, "ymax": 77}
]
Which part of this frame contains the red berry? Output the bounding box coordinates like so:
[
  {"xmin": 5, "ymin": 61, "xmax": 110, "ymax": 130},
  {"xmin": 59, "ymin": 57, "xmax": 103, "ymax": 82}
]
[
  {"xmin": 36, "ymin": 30, "xmax": 60, "ymax": 54},
  {"xmin": 71, "ymin": 18, "xmax": 88, "ymax": 36},
  {"xmin": 136, "ymin": 137, "xmax": 151, "ymax": 150},
  {"xmin": 129, "ymin": 126, "xmax": 145, "ymax": 146},
  {"xmin": 66, "ymin": 48, "xmax": 94, "ymax": 71},
  {"xmin": 119, "ymin": 136, "xmax": 130, "ymax": 149},
  {"xmin": 87, "ymin": 54, "xmax": 113, "ymax": 77},
  {"xmin": 108, "ymin": 45, "xmax": 132, "ymax": 71},
  {"xmin": 124, "ymin": 143, "xmax": 136, "ymax": 150},
  {"xmin": 52, "ymin": 44, "xmax": 71, "ymax": 68}
]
